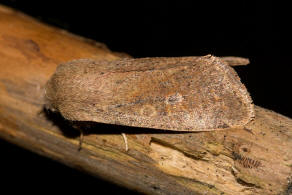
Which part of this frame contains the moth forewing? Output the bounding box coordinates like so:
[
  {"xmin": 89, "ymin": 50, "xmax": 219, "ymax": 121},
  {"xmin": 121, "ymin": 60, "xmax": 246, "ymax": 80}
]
[{"xmin": 45, "ymin": 55, "xmax": 254, "ymax": 132}]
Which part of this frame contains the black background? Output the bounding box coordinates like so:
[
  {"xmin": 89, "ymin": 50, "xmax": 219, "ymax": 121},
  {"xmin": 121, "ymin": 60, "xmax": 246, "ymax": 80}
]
[{"xmin": 0, "ymin": 1, "xmax": 291, "ymax": 194}]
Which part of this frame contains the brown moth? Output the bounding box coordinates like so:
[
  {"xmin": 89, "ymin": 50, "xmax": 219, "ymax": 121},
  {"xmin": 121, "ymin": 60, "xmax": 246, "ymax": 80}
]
[{"xmin": 45, "ymin": 55, "xmax": 254, "ymax": 133}]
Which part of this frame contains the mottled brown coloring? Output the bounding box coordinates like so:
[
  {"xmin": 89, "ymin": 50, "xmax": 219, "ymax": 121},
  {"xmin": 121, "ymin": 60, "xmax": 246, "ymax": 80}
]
[{"xmin": 45, "ymin": 55, "xmax": 254, "ymax": 131}]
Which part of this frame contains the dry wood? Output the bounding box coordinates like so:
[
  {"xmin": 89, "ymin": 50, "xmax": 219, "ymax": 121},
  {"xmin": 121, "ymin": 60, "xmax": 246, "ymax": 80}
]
[{"xmin": 0, "ymin": 5, "xmax": 292, "ymax": 195}]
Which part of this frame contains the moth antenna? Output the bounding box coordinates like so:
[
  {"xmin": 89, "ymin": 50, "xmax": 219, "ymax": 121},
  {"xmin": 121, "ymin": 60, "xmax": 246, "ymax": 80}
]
[
  {"xmin": 78, "ymin": 129, "xmax": 84, "ymax": 151},
  {"xmin": 121, "ymin": 133, "xmax": 128, "ymax": 152}
]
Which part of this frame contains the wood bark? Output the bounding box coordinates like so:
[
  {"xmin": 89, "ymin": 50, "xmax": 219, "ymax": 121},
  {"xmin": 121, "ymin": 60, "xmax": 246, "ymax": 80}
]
[{"xmin": 0, "ymin": 5, "xmax": 291, "ymax": 195}]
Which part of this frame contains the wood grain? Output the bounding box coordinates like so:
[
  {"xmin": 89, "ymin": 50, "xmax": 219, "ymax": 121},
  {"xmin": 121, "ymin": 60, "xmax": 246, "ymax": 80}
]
[{"xmin": 0, "ymin": 5, "xmax": 292, "ymax": 195}]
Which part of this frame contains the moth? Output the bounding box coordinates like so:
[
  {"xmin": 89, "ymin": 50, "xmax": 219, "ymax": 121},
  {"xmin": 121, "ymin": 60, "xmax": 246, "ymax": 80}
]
[{"xmin": 45, "ymin": 55, "xmax": 254, "ymax": 149}]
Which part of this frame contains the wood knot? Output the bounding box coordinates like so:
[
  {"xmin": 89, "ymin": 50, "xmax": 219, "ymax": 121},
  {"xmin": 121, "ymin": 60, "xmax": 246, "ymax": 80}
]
[{"xmin": 232, "ymin": 152, "xmax": 261, "ymax": 169}]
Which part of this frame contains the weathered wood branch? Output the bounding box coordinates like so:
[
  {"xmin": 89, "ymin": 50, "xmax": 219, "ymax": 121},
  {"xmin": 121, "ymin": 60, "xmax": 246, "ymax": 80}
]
[{"xmin": 0, "ymin": 5, "xmax": 291, "ymax": 195}]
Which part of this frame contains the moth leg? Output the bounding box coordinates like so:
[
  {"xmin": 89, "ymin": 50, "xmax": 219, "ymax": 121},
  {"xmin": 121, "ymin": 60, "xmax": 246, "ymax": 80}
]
[
  {"xmin": 78, "ymin": 128, "xmax": 84, "ymax": 151},
  {"xmin": 121, "ymin": 133, "xmax": 129, "ymax": 151}
]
